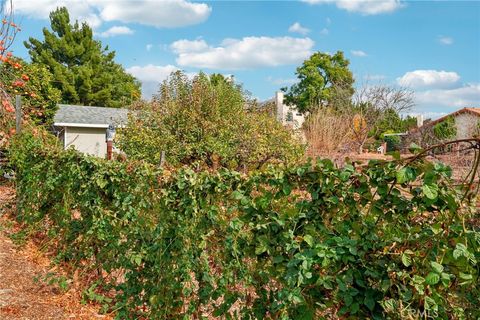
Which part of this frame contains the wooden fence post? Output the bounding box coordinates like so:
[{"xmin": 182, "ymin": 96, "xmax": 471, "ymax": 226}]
[
  {"xmin": 160, "ymin": 151, "xmax": 166, "ymax": 168},
  {"xmin": 15, "ymin": 95, "xmax": 21, "ymax": 134}
]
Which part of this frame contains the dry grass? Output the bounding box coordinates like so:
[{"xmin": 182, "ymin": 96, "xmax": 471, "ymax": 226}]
[
  {"xmin": 0, "ymin": 183, "xmax": 112, "ymax": 320},
  {"xmin": 303, "ymin": 108, "xmax": 354, "ymax": 158}
]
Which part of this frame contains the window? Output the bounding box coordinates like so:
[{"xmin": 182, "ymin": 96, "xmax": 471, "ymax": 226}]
[{"xmin": 286, "ymin": 111, "xmax": 293, "ymax": 122}]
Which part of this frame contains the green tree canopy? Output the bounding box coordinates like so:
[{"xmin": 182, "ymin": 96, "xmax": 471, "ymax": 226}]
[
  {"xmin": 118, "ymin": 71, "xmax": 303, "ymax": 170},
  {"xmin": 282, "ymin": 51, "xmax": 354, "ymax": 114},
  {"xmin": 24, "ymin": 7, "xmax": 140, "ymax": 108}
]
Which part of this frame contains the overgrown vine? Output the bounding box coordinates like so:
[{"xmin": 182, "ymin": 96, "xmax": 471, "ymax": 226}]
[{"xmin": 7, "ymin": 129, "xmax": 480, "ymax": 319}]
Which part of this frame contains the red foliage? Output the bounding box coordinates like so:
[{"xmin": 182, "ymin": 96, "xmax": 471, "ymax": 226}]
[{"xmin": 1, "ymin": 99, "xmax": 14, "ymax": 113}]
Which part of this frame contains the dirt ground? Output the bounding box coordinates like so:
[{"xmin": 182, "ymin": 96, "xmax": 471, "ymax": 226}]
[{"xmin": 0, "ymin": 184, "xmax": 110, "ymax": 320}]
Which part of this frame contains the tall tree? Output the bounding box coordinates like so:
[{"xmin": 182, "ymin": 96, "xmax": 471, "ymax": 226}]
[
  {"xmin": 24, "ymin": 7, "xmax": 140, "ymax": 108},
  {"xmin": 282, "ymin": 51, "xmax": 354, "ymax": 114}
]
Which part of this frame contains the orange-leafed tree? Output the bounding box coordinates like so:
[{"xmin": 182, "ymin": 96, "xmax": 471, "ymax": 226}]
[
  {"xmin": 1, "ymin": 1, "xmax": 61, "ymax": 151},
  {"xmin": 0, "ymin": 0, "xmax": 21, "ymax": 148}
]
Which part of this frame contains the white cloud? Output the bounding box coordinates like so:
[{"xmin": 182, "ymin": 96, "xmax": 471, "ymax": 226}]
[
  {"xmin": 397, "ymin": 70, "xmax": 460, "ymax": 89},
  {"xmin": 13, "ymin": 0, "xmax": 103, "ymax": 28},
  {"xmin": 127, "ymin": 64, "xmax": 178, "ymax": 83},
  {"xmin": 13, "ymin": 0, "xmax": 211, "ymax": 29},
  {"xmin": 302, "ymin": 0, "xmax": 404, "ymax": 15},
  {"xmin": 126, "ymin": 64, "xmax": 179, "ymax": 98},
  {"xmin": 171, "ymin": 39, "xmax": 209, "ymax": 53},
  {"xmin": 438, "ymin": 36, "xmax": 454, "ymax": 45},
  {"xmin": 146, "ymin": 44, "xmax": 153, "ymax": 51},
  {"xmin": 406, "ymin": 111, "xmax": 448, "ymax": 120},
  {"xmin": 415, "ymin": 83, "xmax": 480, "ymax": 110},
  {"xmin": 320, "ymin": 28, "xmax": 329, "ymax": 35},
  {"xmin": 98, "ymin": 26, "xmax": 134, "ymax": 37},
  {"xmin": 397, "ymin": 70, "xmax": 480, "ymax": 115},
  {"xmin": 288, "ymin": 22, "xmax": 310, "ymax": 35},
  {"xmin": 98, "ymin": 0, "xmax": 211, "ymax": 28},
  {"xmin": 351, "ymin": 50, "xmax": 367, "ymax": 57},
  {"xmin": 171, "ymin": 36, "xmax": 314, "ymax": 70}
]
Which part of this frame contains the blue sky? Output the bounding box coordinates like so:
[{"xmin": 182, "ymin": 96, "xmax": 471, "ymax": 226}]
[{"xmin": 9, "ymin": 0, "xmax": 480, "ymax": 118}]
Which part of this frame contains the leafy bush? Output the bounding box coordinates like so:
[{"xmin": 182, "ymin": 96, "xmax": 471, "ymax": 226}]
[
  {"xmin": 433, "ymin": 116, "xmax": 457, "ymax": 140},
  {"xmin": 118, "ymin": 71, "xmax": 303, "ymax": 170},
  {"xmin": 383, "ymin": 133, "xmax": 402, "ymax": 152},
  {"xmin": 1, "ymin": 57, "xmax": 61, "ymax": 125},
  {"xmin": 10, "ymin": 131, "xmax": 479, "ymax": 319}
]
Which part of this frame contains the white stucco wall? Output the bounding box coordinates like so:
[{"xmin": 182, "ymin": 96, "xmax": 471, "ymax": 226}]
[
  {"xmin": 275, "ymin": 91, "xmax": 305, "ymax": 129},
  {"xmin": 64, "ymin": 127, "xmax": 107, "ymax": 158},
  {"xmin": 455, "ymin": 113, "xmax": 480, "ymax": 139}
]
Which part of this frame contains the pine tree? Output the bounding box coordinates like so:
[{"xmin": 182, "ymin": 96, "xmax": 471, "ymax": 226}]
[{"xmin": 24, "ymin": 7, "xmax": 140, "ymax": 108}]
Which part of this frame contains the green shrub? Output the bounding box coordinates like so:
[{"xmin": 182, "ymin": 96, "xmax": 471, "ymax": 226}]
[
  {"xmin": 383, "ymin": 134, "xmax": 402, "ymax": 152},
  {"xmin": 433, "ymin": 116, "xmax": 457, "ymax": 140},
  {"xmin": 9, "ymin": 132, "xmax": 480, "ymax": 319},
  {"xmin": 117, "ymin": 71, "xmax": 304, "ymax": 170}
]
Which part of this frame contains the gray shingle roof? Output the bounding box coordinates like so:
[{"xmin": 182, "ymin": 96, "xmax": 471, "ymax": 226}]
[{"xmin": 54, "ymin": 104, "xmax": 129, "ymax": 128}]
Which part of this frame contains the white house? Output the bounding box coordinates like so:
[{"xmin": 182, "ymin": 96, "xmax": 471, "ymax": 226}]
[
  {"xmin": 274, "ymin": 91, "xmax": 305, "ymax": 129},
  {"xmin": 53, "ymin": 104, "xmax": 129, "ymax": 157}
]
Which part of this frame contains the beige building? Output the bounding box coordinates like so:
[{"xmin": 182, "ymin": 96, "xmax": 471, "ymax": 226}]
[
  {"xmin": 53, "ymin": 105, "xmax": 128, "ymax": 158},
  {"xmin": 426, "ymin": 107, "xmax": 480, "ymax": 139}
]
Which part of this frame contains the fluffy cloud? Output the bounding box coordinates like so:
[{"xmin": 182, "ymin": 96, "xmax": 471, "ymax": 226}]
[
  {"xmin": 397, "ymin": 70, "xmax": 460, "ymax": 89},
  {"xmin": 438, "ymin": 36, "xmax": 454, "ymax": 45},
  {"xmin": 171, "ymin": 36, "xmax": 314, "ymax": 70},
  {"xmin": 302, "ymin": 0, "xmax": 404, "ymax": 15},
  {"xmin": 351, "ymin": 50, "xmax": 367, "ymax": 57},
  {"xmin": 126, "ymin": 64, "xmax": 179, "ymax": 98},
  {"xmin": 12, "ymin": 0, "xmax": 211, "ymax": 29},
  {"xmin": 13, "ymin": 0, "xmax": 103, "ymax": 28},
  {"xmin": 98, "ymin": 26, "xmax": 134, "ymax": 37},
  {"xmin": 414, "ymin": 83, "xmax": 480, "ymax": 110},
  {"xmin": 171, "ymin": 39, "xmax": 209, "ymax": 53},
  {"xmin": 98, "ymin": 0, "xmax": 211, "ymax": 28},
  {"xmin": 288, "ymin": 22, "xmax": 310, "ymax": 35},
  {"xmin": 396, "ymin": 70, "xmax": 479, "ymax": 114},
  {"xmin": 127, "ymin": 64, "xmax": 179, "ymax": 83}
]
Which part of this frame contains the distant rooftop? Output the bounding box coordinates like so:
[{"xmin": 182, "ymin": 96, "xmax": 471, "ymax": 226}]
[
  {"xmin": 426, "ymin": 107, "xmax": 480, "ymax": 127},
  {"xmin": 54, "ymin": 104, "xmax": 129, "ymax": 128}
]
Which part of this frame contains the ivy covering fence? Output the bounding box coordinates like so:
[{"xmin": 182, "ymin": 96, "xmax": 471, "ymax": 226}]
[{"xmin": 9, "ymin": 131, "xmax": 479, "ymax": 319}]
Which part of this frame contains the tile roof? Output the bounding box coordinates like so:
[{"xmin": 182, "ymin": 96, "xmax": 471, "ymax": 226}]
[
  {"xmin": 53, "ymin": 104, "xmax": 129, "ymax": 127},
  {"xmin": 465, "ymin": 107, "xmax": 480, "ymax": 116},
  {"xmin": 426, "ymin": 107, "xmax": 480, "ymax": 127}
]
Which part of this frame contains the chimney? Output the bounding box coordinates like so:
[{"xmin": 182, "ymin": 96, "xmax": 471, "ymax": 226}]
[
  {"xmin": 275, "ymin": 91, "xmax": 284, "ymax": 123},
  {"xmin": 416, "ymin": 114, "xmax": 424, "ymax": 128}
]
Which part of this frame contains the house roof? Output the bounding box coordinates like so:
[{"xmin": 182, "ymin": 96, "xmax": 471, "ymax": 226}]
[
  {"xmin": 53, "ymin": 104, "xmax": 129, "ymax": 128},
  {"xmin": 426, "ymin": 107, "xmax": 480, "ymax": 127}
]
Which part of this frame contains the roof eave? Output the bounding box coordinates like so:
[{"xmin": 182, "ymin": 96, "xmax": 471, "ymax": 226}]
[{"xmin": 54, "ymin": 122, "xmax": 125, "ymax": 129}]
